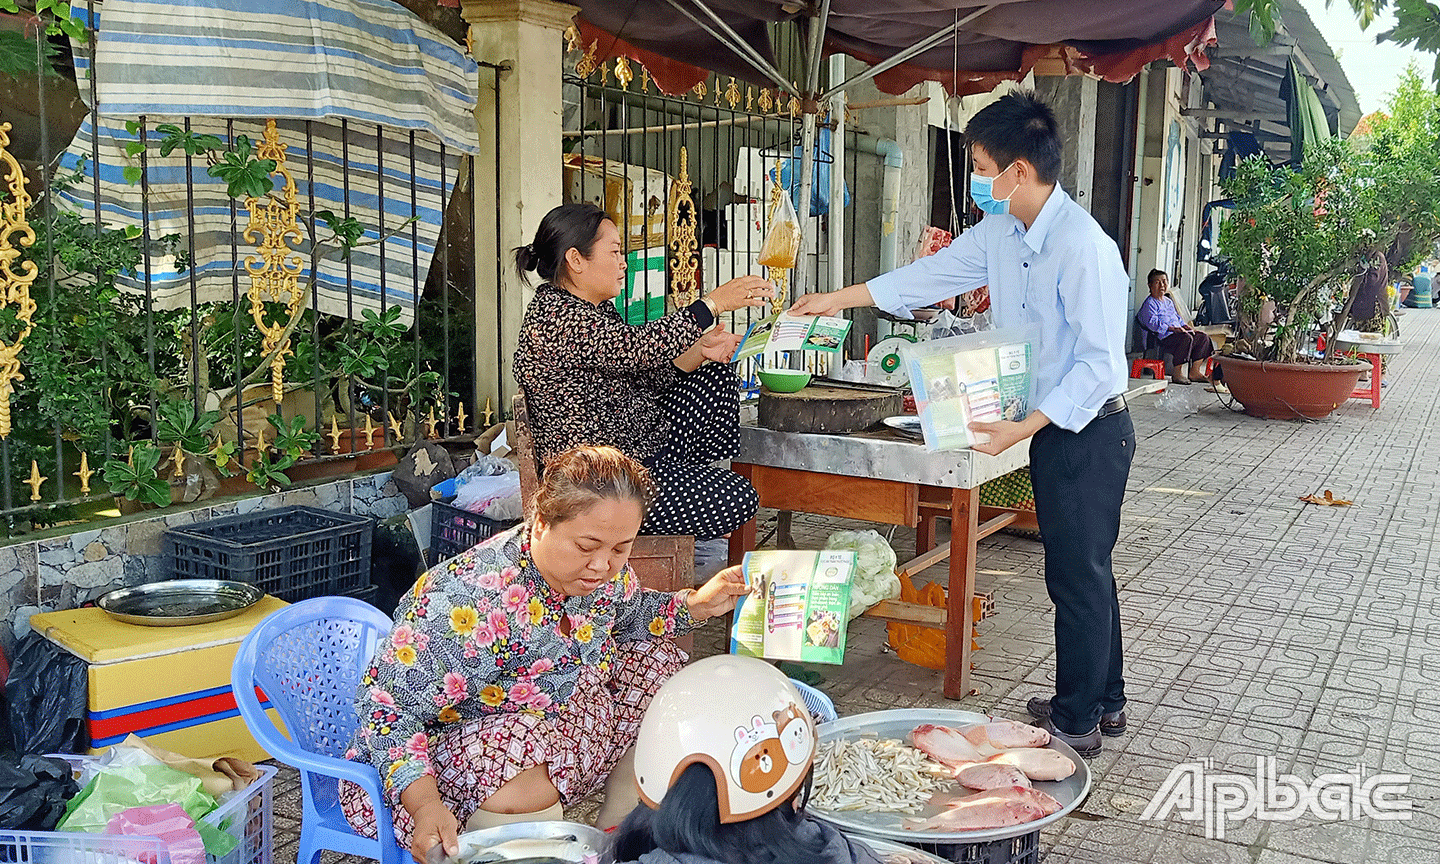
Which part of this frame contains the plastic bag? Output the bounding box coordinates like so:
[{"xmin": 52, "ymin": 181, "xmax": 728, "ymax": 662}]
[
  {"xmin": 452, "ymin": 473, "xmax": 521, "ymax": 515},
  {"xmin": 479, "ymin": 491, "xmax": 524, "ymax": 522},
  {"xmin": 58, "ymin": 759, "xmax": 221, "ymax": 847},
  {"xmin": 823, "ymin": 529, "xmax": 899, "ymax": 620},
  {"xmin": 107, "ymin": 804, "xmax": 206, "ymax": 864},
  {"xmin": 931, "ymin": 308, "xmax": 994, "ymax": 340},
  {"xmin": 0, "ymin": 753, "xmax": 79, "ymax": 830},
  {"xmin": 775, "ymin": 127, "xmax": 851, "ymax": 217},
  {"xmin": 5, "ymin": 631, "xmax": 89, "ymax": 755},
  {"xmin": 757, "ymin": 192, "xmax": 801, "ymax": 269},
  {"xmin": 459, "ymin": 454, "xmax": 514, "ymax": 478}
]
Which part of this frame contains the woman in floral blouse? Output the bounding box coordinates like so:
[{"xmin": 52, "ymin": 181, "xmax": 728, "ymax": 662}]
[
  {"xmin": 512, "ymin": 203, "xmax": 773, "ymax": 541},
  {"xmin": 341, "ymin": 446, "xmax": 749, "ymax": 862}
]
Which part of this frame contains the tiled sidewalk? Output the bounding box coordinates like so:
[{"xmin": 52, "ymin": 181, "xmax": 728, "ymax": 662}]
[{"xmin": 272, "ymin": 309, "xmax": 1440, "ymax": 864}]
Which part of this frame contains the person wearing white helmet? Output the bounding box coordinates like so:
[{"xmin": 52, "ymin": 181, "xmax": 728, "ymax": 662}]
[
  {"xmin": 611, "ymin": 655, "xmax": 883, "ymax": 864},
  {"xmin": 340, "ymin": 446, "xmax": 751, "ymax": 863}
]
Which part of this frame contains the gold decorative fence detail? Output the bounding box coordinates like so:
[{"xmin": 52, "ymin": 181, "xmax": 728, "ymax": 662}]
[
  {"xmin": 0, "ymin": 122, "xmax": 38, "ymax": 441},
  {"xmin": 667, "ymin": 146, "xmax": 699, "ymax": 308},
  {"xmin": 243, "ymin": 119, "xmax": 306, "ymax": 408}
]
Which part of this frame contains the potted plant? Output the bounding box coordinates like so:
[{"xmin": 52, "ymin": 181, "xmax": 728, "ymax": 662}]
[
  {"xmin": 101, "ymin": 441, "xmax": 170, "ymax": 514},
  {"xmin": 1217, "ymin": 140, "xmax": 1373, "ymax": 419}
]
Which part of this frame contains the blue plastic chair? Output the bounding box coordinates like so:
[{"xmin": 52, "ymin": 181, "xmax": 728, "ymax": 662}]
[
  {"xmin": 231, "ymin": 596, "xmax": 406, "ymax": 864},
  {"xmin": 789, "ymin": 679, "xmax": 838, "ymax": 724}
]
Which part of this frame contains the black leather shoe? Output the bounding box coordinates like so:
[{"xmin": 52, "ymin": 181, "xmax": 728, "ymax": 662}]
[
  {"xmin": 1030, "ymin": 716, "xmax": 1102, "ymax": 758},
  {"xmin": 1026, "ymin": 697, "xmax": 1127, "ymax": 736}
]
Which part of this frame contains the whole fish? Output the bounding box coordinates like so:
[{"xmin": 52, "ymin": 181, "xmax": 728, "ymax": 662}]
[
  {"xmin": 911, "ymin": 724, "xmax": 986, "ymax": 767},
  {"xmin": 951, "ymin": 762, "xmax": 1031, "ymax": 790},
  {"xmin": 959, "ymin": 719, "xmax": 1051, "ymax": 751},
  {"xmin": 903, "ymin": 797, "xmax": 1046, "ymax": 831},
  {"xmin": 933, "ymin": 784, "xmax": 1062, "ymax": 816},
  {"xmin": 986, "ymin": 748, "xmax": 1076, "ymax": 782}
]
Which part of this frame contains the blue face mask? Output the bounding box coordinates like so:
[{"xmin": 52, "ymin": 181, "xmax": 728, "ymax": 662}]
[{"xmin": 970, "ymin": 162, "xmax": 1017, "ymax": 216}]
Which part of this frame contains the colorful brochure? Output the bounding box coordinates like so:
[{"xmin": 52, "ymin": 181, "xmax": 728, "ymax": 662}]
[
  {"xmin": 731, "ymin": 313, "xmax": 852, "ymax": 363},
  {"xmin": 902, "ymin": 329, "xmax": 1035, "ymax": 450},
  {"xmin": 729, "ymin": 549, "xmax": 856, "ymax": 665}
]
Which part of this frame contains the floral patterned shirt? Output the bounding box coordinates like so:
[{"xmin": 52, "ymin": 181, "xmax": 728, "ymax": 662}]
[
  {"xmin": 346, "ymin": 524, "xmax": 699, "ymax": 802},
  {"xmin": 512, "ymin": 283, "xmax": 709, "ymax": 463}
]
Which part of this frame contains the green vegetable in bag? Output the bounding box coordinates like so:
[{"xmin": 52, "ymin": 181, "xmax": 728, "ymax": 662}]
[{"xmin": 823, "ymin": 529, "xmax": 899, "ymax": 619}]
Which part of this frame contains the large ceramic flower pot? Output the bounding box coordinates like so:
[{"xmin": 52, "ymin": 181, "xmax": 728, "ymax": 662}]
[{"xmin": 1218, "ymin": 355, "xmax": 1367, "ymax": 420}]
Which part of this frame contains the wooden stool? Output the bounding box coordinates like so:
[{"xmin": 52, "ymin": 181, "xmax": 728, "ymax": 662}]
[{"xmin": 511, "ymin": 393, "xmax": 696, "ymax": 649}]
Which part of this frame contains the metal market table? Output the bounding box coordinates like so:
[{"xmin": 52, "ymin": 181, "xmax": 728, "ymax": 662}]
[{"xmin": 726, "ymin": 379, "xmax": 1165, "ymax": 700}]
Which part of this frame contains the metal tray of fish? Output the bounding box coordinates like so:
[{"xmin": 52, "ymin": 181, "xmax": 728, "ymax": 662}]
[
  {"xmin": 426, "ymin": 821, "xmax": 610, "ymax": 864},
  {"xmin": 96, "ymin": 579, "xmax": 263, "ymax": 626},
  {"xmin": 811, "ymin": 709, "xmax": 1091, "ymax": 844}
]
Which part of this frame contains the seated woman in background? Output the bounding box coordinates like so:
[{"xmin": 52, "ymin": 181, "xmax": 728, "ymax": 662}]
[
  {"xmin": 611, "ymin": 654, "xmax": 884, "ymax": 864},
  {"xmin": 1139, "ymin": 268, "xmax": 1212, "ymax": 385},
  {"xmin": 512, "ymin": 202, "xmax": 772, "ymax": 540},
  {"xmin": 341, "ymin": 446, "xmax": 749, "ymax": 862}
]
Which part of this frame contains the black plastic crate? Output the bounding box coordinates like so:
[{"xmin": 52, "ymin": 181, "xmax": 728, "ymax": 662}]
[
  {"xmin": 905, "ymin": 830, "xmax": 1040, "ymax": 864},
  {"xmin": 164, "ymin": 505, "xmax": 374, "ymax": 602},
  {"xmin": 430, "ymin": 499, "xmax": 517, "ymax": 563}
]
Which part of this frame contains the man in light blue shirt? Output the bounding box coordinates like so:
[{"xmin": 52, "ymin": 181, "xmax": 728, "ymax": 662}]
[{"xmin": 792, "ymin": 91, "xmax": 1135, "ymax": 757}]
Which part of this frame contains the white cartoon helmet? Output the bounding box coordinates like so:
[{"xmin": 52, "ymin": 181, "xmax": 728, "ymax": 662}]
[{"xmin": 633, "ymin": 655, "xmax": 817, "ymax": 823}]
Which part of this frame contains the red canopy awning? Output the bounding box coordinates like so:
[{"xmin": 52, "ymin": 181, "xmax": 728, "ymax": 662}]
[{"xmin": 570, "ymin": 1, "xmax": 1224, "ymax": 97}]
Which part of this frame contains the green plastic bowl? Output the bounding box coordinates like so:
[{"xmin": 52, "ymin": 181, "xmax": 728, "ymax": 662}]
[{"xmin": 757, "ymin": 368, "xmax": 812, "ymax": 393}]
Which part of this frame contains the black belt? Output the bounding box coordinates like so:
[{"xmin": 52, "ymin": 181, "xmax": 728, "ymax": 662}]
[{"xmin": 1096, "ymin": 394, "xmax": 1127, "ymax": 419}]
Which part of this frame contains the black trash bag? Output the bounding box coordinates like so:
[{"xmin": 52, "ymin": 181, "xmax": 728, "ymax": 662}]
[
  {"xmin": 5, "ymin": 633, "xmax": 89, "ymax": 755},
  {"xmin": 0, "ymin": 753, "xmax": 79, "ymax": 831}
]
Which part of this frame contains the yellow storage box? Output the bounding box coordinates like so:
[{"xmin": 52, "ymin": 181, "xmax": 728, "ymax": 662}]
[{"xmin": 29, "ymin": 595, "xmax": 288, "ymax": 762}]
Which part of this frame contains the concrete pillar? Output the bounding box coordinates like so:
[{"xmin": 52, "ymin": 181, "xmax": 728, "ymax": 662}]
[
  {"xmin": 1034, "ymin": 76, "xmax": 1097, "ymax": 210},
  {"xmin": 1132, "ymin": 67, "xmax": 1171, "ymax": 313},
  {"xmin": 461, "ymin": 0, "xmax": 577, "ymax": 416}
]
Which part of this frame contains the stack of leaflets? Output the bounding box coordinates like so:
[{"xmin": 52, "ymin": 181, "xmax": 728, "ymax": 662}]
[
  {"xmin": 730, "ymin": 313, "xmax": 852, "ymax": 364},
  {"xmin": 729, "ymin": 549, "xmax": 856, "ymax": 665},
  {"xmin": 901, "ymin": 328, "xmax": 1035, "ymax": 451}
]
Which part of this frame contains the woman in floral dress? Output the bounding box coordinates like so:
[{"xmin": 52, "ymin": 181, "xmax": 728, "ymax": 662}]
[{"xmin": 341, "ymin": 446, "xmax": 749, "ymax": 862}]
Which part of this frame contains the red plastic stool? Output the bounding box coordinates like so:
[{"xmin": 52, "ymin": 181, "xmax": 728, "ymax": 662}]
[
  {"xmin": 1348, "ymin": 352, "xmax": 1382, "ymax": 409},
  {"xmin": 1130, "ymin": 358, "xmax": 1165, "ymax": 380}
]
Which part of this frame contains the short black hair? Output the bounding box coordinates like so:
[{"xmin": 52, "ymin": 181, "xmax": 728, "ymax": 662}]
[
  {"xmin": 1147, "ymin": 269, "xmax": 1168, "ymax": 285},
  {"xmin": 611, "ymin": 763, "xmax": 826, "ymax": 864},
  {"xmin": 965, "ymin": 90, "xmax": 1062, "ymax": 185}
]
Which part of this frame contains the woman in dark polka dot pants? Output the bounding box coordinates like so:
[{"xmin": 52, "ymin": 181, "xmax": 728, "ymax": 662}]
[{"xmin": 513, "ymin": 203, "xmax": 765, "ymax": 540}]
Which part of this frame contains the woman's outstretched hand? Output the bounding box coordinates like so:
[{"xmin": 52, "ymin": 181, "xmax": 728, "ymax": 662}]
[
  {"xmin": 697, "ymin": 326, "xmax": 742, "ymax": 363},
  {"xmin": 707, "ymin": 275, "xmax": 775, "ymax": 314},
  {"xmin": 685, "ymin": 566, "xmax": 751, "ymax": 620}
]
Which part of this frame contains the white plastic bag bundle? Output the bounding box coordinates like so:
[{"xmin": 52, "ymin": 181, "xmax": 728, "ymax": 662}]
[{"xmin": 823, "ymin": 529, "xmax": 900, "ymax": 619}]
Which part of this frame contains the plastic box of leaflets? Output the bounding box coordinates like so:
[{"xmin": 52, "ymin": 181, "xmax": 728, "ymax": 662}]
[{"xmin": 27, "ymin": 595, "xmax": 288, "ymax": 761}]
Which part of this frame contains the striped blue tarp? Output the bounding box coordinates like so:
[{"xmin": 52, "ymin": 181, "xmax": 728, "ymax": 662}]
[{"xmin": 57, "ymin": 0, "xmax": 481, "ymax": 325}]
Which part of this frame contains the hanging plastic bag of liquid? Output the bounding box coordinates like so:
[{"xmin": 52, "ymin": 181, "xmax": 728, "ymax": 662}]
[{"xmin": 757, "ymin": 190, "xmax": 801, "ymax": 269}]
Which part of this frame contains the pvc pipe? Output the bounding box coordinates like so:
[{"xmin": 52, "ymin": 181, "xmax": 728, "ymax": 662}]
[
  {"xmin": 794, "ymin": 111, "xmax": 819, "ymax": 296},
  {"xmin": 851, "ymin": 134, "xmax": 903, "ymax": 274},
  {"xmin": 829, "ymin": 54, "xmax": 846, "ymax": 293},
  {"xmin": 1126, "ymin": 70, "xmax": 1148, "ymax": 292}
]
